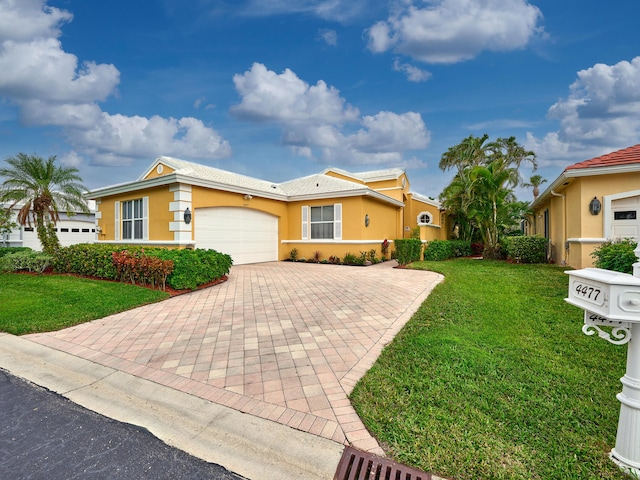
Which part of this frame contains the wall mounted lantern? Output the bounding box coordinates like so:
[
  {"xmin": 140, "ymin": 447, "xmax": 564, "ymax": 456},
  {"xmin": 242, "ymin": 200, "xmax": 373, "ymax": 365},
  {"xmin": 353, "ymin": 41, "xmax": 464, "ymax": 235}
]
[
  {"xmin": 364, "ymin": 214, "xmax": 370, "ymax": 227},
  {"xmin": 184, "ymin": 207, "xmax": 192, "ymax": 224},
  {"xmin": 589, "ymin": 197, "xmax": 601, "ymax": 216}
]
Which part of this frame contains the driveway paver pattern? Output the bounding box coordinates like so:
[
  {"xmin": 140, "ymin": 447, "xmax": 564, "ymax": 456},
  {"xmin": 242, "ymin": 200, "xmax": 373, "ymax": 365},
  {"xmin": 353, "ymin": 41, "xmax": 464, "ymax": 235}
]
[{"xmin": 27, "ymin": 261, "xmax": 442, "ymax": 455}]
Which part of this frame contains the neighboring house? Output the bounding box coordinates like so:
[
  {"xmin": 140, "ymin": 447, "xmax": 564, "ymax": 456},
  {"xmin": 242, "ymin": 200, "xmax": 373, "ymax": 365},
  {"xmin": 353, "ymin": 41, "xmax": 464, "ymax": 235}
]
[
  {"xmin": 1, "ymin": 202, "xmax": 96, "ymax": 250},
  {"xmin": 530, "ymin": 144, "xmax": 640, "ymax": 268},
  {"xmin": 87, "ymin": 156, "xmax": 444, "ymax": 265}
]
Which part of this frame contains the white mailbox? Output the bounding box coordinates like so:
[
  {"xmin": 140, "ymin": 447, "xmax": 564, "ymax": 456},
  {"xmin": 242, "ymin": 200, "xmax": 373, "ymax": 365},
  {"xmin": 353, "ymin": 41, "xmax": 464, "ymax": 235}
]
[
  {"xmin": 566, "ymin": 260, "xmax": 640, "ymax": 476},
  {"xmin": 566, "ymin": 267, "xmax": 640, "ymax": 322}
]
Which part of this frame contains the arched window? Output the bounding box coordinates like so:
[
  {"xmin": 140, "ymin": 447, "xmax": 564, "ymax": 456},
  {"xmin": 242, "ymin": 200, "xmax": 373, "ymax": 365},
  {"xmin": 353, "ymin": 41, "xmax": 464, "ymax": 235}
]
[{"xmin": 417, "ymin": 212, "xmax": 432, "ymax": 225}]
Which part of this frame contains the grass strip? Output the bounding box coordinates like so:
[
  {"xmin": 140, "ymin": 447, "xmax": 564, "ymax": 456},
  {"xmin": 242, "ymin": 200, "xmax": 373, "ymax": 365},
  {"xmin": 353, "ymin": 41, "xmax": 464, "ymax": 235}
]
[
  {"xmin": 0, "ymin": 273, "xmax": 169, "ymax": 335},
  {"xmin": 351, "ymin": 259, "xmax": 628, "ymax": 480}
]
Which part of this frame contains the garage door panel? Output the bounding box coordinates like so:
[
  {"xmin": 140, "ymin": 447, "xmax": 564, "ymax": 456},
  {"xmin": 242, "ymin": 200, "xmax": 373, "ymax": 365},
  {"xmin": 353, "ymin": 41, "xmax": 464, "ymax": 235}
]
[{"xmin": 195, "ymin": 207, "xmax": 278, "ymax": 265}]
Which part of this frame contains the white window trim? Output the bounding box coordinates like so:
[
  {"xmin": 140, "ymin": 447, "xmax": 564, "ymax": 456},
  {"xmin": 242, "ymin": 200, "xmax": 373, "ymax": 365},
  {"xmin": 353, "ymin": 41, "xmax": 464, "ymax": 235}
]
[
  {"xmin": 417, "ymin": 211, "xmax": 432, "ymax": 226},
  {"xmin": 302, "ymin": 203, "xmax": 342, "ymax": 240},
  {"xmin": 118, "ymin": 197, "xmax": 149, "ymax": 241},
  {"xmin": 604, "ymin": 189, "xmax": 640, "ymax": 239}
]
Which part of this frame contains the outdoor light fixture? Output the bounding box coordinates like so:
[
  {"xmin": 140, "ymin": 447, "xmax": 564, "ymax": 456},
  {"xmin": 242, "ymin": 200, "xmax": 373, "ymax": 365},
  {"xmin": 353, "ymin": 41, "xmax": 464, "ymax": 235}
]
[
  {"xmin": 184, "ymin": 207, "xmax": 192, "ymax": 224},
  {"xmin": 589, "ymin": 197, "xmax": 601, "ymax": 215},
  {"xmin": 365, "ymin": 214, "xmax": 370, "ymax": 227}
]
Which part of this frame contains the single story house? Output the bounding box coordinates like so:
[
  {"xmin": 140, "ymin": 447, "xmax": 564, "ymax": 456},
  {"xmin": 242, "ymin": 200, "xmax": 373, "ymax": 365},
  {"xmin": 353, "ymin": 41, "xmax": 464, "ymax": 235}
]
[
  {"xmin": 1, "ymin": 202, "xmax": 96, "ymax": 250},
  {"xmin": 530, "ymin": 144, "xmax": 640, "ymax": 268},
  {"xmin": 87, "ymin": 156, "xmax": 444, "ymax": 265}
]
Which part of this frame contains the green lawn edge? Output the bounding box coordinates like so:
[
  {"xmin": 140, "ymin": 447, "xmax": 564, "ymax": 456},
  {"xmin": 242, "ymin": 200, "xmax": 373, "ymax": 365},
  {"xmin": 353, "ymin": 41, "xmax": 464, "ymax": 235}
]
[
  {"xmin": 350, "ymin": 259, "xmax": 628, "ymax": 480},
  {"xmin": 0, "ymin": 273, "xmax": 169, "ymax": 335}
]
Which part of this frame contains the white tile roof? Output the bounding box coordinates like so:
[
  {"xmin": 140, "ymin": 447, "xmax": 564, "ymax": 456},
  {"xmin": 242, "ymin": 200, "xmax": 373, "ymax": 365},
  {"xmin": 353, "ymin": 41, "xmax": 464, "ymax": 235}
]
[
  {"xmin": 278, "ymin": 173, "xmax": 369, "ymax": 197},
  {"xmin": 323, "ymin": 167, "xmax": 405, "ymax": 182},
  {"xmin": 151, "ymin": 156, "xmax": 288, "ymax": 196},
  {"xmin": 89, "ymin": 156, "xmax": 405, "ymax": 206}
]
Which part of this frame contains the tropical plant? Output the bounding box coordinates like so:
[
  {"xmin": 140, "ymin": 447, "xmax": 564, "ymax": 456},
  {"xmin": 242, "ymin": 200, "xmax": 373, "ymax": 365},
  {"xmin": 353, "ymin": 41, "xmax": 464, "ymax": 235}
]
[
  {"xmin": 0, "ymin": 153, "xmax": 89, "ymax": 255},
  {"xmin": 0, "ymin": 207, "xmax": 18, "ymax": 247},
  {"xmin": 439, "ymin": 135, "xmax": 536, "ymax": 258},
  {"xmin": 523, "ymin": 174, "xmax": 547, "ymax": 200}
]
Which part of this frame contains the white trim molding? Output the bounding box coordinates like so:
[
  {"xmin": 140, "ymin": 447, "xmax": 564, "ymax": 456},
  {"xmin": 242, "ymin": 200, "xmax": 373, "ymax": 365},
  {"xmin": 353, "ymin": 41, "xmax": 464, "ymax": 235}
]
[
  {"xmin": 604, "ymin": 189, "xmax": 640, "ymax": 239},
  {"xmin": 566, "ymin": 238, "xmax": 607, "ymax": 243}
]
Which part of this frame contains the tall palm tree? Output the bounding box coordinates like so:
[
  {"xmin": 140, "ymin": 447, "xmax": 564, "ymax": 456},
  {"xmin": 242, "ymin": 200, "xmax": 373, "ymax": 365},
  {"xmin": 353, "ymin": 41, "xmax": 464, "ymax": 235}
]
[
  {"xmin": 439, "ymin": 135, "xmax": 537, "ymax": 258},
  {"xmin": 439, "ymin": 133, "xmax": 491, "ymax": 172},
  {"xmin": 0, "ymin": 153, "xmax": 89, "ymax": 254},
  {"xmin": 523, "ymin": 174, "xmax": 547, "ymax": 201}
]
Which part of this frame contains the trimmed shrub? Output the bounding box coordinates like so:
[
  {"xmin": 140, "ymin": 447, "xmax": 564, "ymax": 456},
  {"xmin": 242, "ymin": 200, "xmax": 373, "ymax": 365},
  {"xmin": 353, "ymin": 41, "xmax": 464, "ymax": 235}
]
[
  {"xmin": 423, "ymin": 240, "xmax": 472, "ymax": 261},
  {"xmin": 591, "ymin": 238, "xmax": 638, "ymax": 274},
  {"xmin": 423, "ymin": 239, "xmax": 452, "ymax": 261},
  {"xmin": 52, "ymin": 244, "xmax": 130, "ymax": 279},
  {"xmin": 112, "ymin": 250, "xmax": 174, "ymax": 290},
  {"xmin": 394, "ymin": 238, "xmax": 422, "ymax": 265},
  {"xmin": 0, "ymin": 250, "xmax": 53, "ymax": 273},
  {"xmin": 0, "ymin": 247, "xmax": 32, "ymax": 258},
  {"xmin": 503, "ymin": 235, "xmax": 548, "ymax": 264},
  {"xmin": 52, "ymin": 244, "xmax": 232, "ymax": 290},
  {"xmin": 149, "ymin": 248, "xmax": 232, "ymax": 290}
]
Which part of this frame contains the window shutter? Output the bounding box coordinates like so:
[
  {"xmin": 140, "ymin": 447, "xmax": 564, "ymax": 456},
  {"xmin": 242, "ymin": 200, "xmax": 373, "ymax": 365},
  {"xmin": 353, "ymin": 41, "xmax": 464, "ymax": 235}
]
[
  {"xmin": 142, "ymin": 196, "xmax": 149, "ymax": 240},
  {"xmin": 334, "ymin": 203, "xmax": 342, "ymax": 240},
  {"xmin": 114, "ymin": 201, "xmax": 120, "ymax": 240},
  {"xmin": 301, "ymin": 206, "xmax": 309, "ymax": 240}
]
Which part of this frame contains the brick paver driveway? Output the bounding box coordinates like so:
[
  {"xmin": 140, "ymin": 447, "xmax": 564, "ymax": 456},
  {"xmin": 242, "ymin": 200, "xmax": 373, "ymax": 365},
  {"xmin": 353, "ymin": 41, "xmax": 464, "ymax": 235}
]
[{"xmin": 27, "ymin": 261, "xmax": 442, "ymax": 454}]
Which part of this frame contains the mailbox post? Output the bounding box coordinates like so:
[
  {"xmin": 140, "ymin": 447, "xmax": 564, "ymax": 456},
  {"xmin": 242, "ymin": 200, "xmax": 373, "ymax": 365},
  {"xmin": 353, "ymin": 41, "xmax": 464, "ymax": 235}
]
[{"xmin": 566, "ymin": 245, "xmax": 640, "ymax": 475}]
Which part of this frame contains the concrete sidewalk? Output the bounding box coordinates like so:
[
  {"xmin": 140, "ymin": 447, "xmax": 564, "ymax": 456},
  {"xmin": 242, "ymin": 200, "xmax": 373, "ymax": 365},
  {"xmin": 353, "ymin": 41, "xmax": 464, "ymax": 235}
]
[
  {"xmin": 0, "ymin": 333, "xmax": 343, "ymax": 480},
  {"xmin": 1, "ymin": 261, "xmax": 443, "ymax": 479}
]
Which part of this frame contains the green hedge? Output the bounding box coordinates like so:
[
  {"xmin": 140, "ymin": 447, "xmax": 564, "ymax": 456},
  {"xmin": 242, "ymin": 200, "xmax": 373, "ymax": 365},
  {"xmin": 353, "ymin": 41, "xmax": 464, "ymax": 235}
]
[
  {"xmin": 503, "ymin": 235, "xmax": 548, "ymax": 264},
  {"xmin": 423, "ymin": 240, "xmax": 472, "ymax": 261},
  {"xmin": 591, "ymin": 238, "xmax": 638, "ymax": 274},
  {"xmin": 149, "ymin": 248, "xmax": 232, "ymax": 290},
  {"xmin": 52, "ymin": 244, "xmax": 232, "ymax": 290},
  {"xmin": 394, "ymin": 239, "xmax": 423, "ymax": 265}
]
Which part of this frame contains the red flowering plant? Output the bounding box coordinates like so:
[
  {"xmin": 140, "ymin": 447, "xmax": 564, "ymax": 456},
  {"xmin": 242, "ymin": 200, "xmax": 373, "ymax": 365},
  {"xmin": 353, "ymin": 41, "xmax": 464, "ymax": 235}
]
[{"xmin": 381, "ymin": 239, "xmax": 389, "ymax": 259}]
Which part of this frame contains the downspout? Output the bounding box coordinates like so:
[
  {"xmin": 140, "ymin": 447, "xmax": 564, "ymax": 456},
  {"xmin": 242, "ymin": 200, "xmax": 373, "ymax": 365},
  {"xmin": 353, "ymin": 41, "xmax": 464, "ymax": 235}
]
[{"xmin": 550, "ymin": 190, "xmax": 567, "ymax": 265}]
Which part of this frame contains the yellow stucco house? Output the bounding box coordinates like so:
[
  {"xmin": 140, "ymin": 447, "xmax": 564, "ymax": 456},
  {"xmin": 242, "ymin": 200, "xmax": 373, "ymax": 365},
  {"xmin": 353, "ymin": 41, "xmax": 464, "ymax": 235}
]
[
  {"xmin": 530, "ymin": 144, "xmax": 640, "ymax": 269},
  {"xmin": 87, "ymin": 156, "xmax": 444, "ymax": 264}
]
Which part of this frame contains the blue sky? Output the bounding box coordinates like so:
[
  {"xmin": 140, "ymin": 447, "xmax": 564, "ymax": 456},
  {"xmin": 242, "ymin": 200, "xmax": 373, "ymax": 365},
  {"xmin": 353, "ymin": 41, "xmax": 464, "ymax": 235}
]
[{"xmin": 1, "ymin": 0, "xmax": 639, "ymax": 201}]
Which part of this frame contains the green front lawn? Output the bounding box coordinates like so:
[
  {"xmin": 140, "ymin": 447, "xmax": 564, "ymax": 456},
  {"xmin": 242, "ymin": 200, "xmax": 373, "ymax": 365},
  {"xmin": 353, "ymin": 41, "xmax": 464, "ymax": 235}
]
[
  {"xmin": 0, "ymin": 273, "xmax": 169, "ymax": 335},
  {"xmin": 351, "ymin": 259, "xmax": 628, "ymax": 480}
]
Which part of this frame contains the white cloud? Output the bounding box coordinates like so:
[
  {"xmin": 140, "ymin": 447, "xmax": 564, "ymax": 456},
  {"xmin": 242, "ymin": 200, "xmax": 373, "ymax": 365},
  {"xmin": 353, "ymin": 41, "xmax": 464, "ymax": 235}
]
[
  {"xmin": 231, "ymin": 63, "xmax": 430, "ymax": 165},
  {"xmin": 393, "ymin": 59, "xmax": 432, "ymax": 82},
  {"xmin": 241, "ymin": 0, "xmax": 369, "ymax": 22},
  {"xmin": 0, "ymin": 0, "xmax": 231, "ymax": 167},
  {"xmin": 231, "ymin": 63, "xmax": 360, "ymax": 125},
  {"xmin": 368, "ymin": 0, "xmax": 544, "ymax": 64},
  {"xmin": 526, "ymin": 57, "xmax": 640, "ymax": 165},
  {"xmin": 318, "ymin": 28, "xmax": 338, "ymax": 46},
  {"xmin": 0, "ymin": 0, "xmax": 72, "ymax": 42}
]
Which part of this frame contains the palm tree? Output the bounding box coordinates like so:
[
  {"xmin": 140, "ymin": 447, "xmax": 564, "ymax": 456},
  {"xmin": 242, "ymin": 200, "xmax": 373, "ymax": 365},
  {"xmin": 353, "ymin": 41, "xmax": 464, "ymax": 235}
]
[
  {"xmin": 0, "ymin": 153, "xmax": 89, "ymax": 254},
  {"xmin": 439, "ymin": 135, "xmax": 537, "ymax": 258},
  {"xmin": 523, "ymin": 174, "xmax": 547, "ymax": 201},
  {"xmin": 439, "ymin": 133, "xmax": 491, "ymax": 172}
]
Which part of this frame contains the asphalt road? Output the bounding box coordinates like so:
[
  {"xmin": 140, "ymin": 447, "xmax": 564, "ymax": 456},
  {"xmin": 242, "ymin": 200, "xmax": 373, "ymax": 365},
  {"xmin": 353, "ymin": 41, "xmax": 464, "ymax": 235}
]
[{"xmin": 0, "ymin": 369, "xmax": 246, "ymax": 480}]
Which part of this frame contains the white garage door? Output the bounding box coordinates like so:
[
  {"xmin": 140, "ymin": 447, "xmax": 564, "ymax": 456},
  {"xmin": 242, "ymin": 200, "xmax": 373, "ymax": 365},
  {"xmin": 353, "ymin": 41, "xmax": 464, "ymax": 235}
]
[
  {"xmin": 612, "ymin": 196, "xmax": 640, "ymax": 240},
  {"xmin": 195, "ymin": 207, "xmax": 278, "ymax": 265}
]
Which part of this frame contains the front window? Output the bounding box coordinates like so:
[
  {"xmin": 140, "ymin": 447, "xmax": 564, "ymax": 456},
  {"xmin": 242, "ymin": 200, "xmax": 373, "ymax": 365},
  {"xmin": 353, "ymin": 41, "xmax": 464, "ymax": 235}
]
[
  {"xmin": 310, "ymin": 205, "xmax": 334, "ymax": 239},
  {"xmin": 417, "ymin": 212, "xmax": 432, "ymax": 225},
  {"xmin": 122, "ymin": 199, "xmax": 144, "ymax": 240}
]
